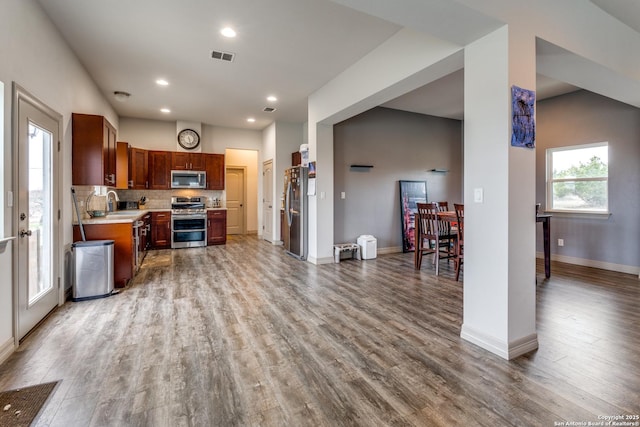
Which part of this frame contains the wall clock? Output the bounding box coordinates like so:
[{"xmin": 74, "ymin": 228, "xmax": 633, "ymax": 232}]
[{"xmin": 177, "ymin": 128, "xmax": 200, "ymax": 150}]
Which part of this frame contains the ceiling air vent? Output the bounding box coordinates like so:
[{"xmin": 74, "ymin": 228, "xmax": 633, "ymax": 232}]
[
  {"xmin": 211, "ymin": 50, "xmax": 235, "ymax": 62},
  {"xmin": 263, "ymin": 107, "xmax": 276, "ymax": 112}
]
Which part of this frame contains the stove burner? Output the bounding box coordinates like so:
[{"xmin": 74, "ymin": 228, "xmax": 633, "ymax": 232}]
[{"xmin": 171, "ymin": 196, "xmax": 206, "ymax": 215}]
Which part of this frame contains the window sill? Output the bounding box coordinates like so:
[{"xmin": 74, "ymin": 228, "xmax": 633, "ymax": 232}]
[{"xmin": 544, "ymin": 210, "xmax": 611, "ymax": 219}]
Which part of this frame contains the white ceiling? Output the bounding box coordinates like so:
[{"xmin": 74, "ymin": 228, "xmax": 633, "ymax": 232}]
[{"xmin": 35, "ymin": 0, "xmax": 638, "ymax": 129}]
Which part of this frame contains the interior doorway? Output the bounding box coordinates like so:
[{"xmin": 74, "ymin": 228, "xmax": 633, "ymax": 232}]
[
  {"xmin": 262, "ymin": 160, "xmax": 273, "ymax": 242},
  {"xmin": 13, "ymin": 84, "xmax": 62, "ymax": 341},
  {"xmin": 226, "ymin": 167, "xmax": 246, "ymax": 235}
]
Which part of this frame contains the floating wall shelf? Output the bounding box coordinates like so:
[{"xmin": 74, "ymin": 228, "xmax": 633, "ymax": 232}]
[
  {"xmin": 429, "ymin": 168, "xmax": 448, "ymax": 173},
  {"xmin": 350, "ymin": 164, "xmax": 374, "ymax": 168}
]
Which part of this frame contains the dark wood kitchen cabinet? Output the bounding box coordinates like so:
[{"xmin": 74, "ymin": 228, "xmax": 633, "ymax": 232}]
[
  {"xmin": 148, "ymin": 151, "xmax": 171, "ymax": 189},
  {"xmin": 72, "ymin": 113, "xmax": 117, "ymax": 186},
  {"xmin": 73, "ymin": 223, "xmax": 134, "ymax": 288},
  {"xmin": 151, "ymin": 211, "xmax": 171, "ymax": 249},
  {"xmin": 205, "ymin": 154, "xmax": 225, "ymax": 190},
  {"xmin": 115, "ymin": 142, "xmax": 129, "ymax": 189},
  {"xmin": 171, "ymin": 152, "xmax": 205, "ymax": 170},
  {"xmin": 207, "ymin": 210, "xmax": 227, "ymax": 245},
  {"xmin": 128, "ymin": 146, "xmax": 148, "ymax": 189}
]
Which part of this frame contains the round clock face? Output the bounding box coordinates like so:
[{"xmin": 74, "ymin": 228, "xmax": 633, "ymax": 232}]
[{"xmin": 178, "ymin": 129, "xmax": 200, "ymax": 150}]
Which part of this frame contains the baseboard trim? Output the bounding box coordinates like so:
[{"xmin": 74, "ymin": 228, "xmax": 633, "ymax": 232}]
[
  {"xmin": 307, "ymin": 256, "xmax": 334, "ymax": 265},
  {"xmin": 0, "ymin": 336, "xmax": 15, "ymax": 365},
  {"xmin": 377, "ymin": 246, "xmax": 402, "ymax": 255},
  {"xmin": 508, "ymin": 333, "xmax": 539, "ymax": 359},
  {"xmin": 461, "ymin": 324, "xmax": 538, "ymax": 360},
  {"xmin": 537, "ymin": 252, "xmax": 640, "ymax": 277}
]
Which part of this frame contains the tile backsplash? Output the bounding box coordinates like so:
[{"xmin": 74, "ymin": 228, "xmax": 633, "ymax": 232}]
[{"xmin": 72, "ymin": 186, "xmax": 225, "ymax": 220}]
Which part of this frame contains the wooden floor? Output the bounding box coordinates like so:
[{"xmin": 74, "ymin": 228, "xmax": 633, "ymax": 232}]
[{"xmin": 1, "ymin": 236, "xmax": 638, "ymax": 426}]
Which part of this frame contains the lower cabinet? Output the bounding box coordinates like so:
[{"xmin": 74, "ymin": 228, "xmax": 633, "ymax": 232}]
[
  {"xmin": 73, "ymin": 223, "xmax": 134, "ymax": 288},
  {"xmin": 151, "ymin": 211, "xmax": 171, "ymax": 249},
  {"xmin": 207, "ymin": 210, "xmax": 227, "ymax": 245}
]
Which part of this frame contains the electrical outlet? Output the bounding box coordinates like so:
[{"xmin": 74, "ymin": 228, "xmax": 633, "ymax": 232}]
[
  {"xmin": 558, "ymin": 239, "xmax": 564, "ymax": 247},
  {"xmin": 341, "ymin": 192, "xmax": 346, "ymax": 199}
]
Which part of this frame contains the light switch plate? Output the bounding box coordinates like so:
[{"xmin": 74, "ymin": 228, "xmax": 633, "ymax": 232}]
[{"xmin": 474, "ymin": 188, "xmax": 483, "ymax": 203}]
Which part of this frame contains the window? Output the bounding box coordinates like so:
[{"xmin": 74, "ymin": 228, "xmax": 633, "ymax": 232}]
[{"xmin": 546, "ymin": 142, "xmax": 608, "ymax": 213}]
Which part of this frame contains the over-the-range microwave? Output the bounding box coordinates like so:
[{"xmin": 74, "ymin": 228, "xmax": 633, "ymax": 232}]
[{"xmin": 171, "ymin": 170, "xmax": 206, "ymax": 189}]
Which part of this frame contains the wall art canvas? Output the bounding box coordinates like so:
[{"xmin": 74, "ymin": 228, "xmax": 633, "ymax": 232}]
[
  {"xmin": 511, "ymin": 85, "xmax": 536, "ymax": 148},
  {"xmin": 399, "ymin": 180, "xmax": 427, "ymax": 252}
]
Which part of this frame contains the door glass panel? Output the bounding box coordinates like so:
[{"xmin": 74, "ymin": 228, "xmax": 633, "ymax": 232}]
[{"xmin": 28, "ymin": 122, "xmax": 53, "ymax": 304}]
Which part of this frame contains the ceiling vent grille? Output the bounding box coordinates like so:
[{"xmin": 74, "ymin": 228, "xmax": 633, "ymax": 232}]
[
  {"xmin": 211, "ymin": 50, "xmax": 235, "ymax": 62},
  {"xmin": 263, "ymin": 107, "xmax": 276, "ymax": 112}
]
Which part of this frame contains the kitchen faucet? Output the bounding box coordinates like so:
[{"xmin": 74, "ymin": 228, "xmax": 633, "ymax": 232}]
[{"xmin": 106, "ymin": 190, "xmax": 119, "ymax": 212}]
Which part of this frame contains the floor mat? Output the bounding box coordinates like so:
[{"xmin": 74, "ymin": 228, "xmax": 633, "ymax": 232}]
[{"xmin": 0, "ymin": 381, "xmax": 58, "ymax": 427}]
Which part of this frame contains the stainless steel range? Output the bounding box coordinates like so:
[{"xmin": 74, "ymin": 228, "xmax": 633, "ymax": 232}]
[{"xmin": 171, "ymin": 196, "xmax": 207, "ymax": 249}]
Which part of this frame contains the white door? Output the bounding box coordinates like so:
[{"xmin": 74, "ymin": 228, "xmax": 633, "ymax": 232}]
[
  {"xmin": 15, "ymin": 86, "xmax": 61, "ymax": 340},
  {"xmin": 263, "ymin": 160, "xmax": 273, "ymax": 241},
  {"xmin": 226, "ymin": 168, "xmax": 245, "ymax": 235}
]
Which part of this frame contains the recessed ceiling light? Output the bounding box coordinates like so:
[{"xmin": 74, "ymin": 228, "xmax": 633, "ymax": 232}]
[
  {"xmin": 221, "ymin": 27, "xmax": 236, "ymax": 38},
  {"xmin": 247, "ymin": 117, "xmax": 256, "ymax": 123},
  {"xmin": 156, "ymin": 79, "xmax": 169, "ymax": 86},
  {"xmin": 266, "ymin": 95, "xmax": 277, "ymax": 102},
  {"xmin": 161, "ymin": 108, "xmax": 171, "ymax": 113}
]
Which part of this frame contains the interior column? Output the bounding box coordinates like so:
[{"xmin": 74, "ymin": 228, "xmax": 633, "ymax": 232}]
[
  {"xmin": 307, "ymin": 122, "xmax": 334, "ymax": 265},
  {"xmin": 461, "ymin": 25, "xmax": 538, "ymax": 359}
]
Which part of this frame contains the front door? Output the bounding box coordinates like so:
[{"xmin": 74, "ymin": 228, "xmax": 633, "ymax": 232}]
[
  {"xmin": 225, "ymin": 167, "xmax": 245, "ymax": 235},
  {"xmin": 15, "ymin": 85, "xmax": 61, "ymax": 340},
  {"xmin": 263, "ymin": 160, "xmax": 273, "ymax": 241}
]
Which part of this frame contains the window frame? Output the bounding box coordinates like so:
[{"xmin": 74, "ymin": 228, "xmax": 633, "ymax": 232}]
[{"xmin": 545, "ymin": 142, "xmax": 610, "ymax": 216}]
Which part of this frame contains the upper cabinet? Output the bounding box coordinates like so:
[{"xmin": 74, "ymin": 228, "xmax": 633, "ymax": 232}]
[
  {"xmin": 128, "ymin": 146, "xmax": 148, "ymax": 189},
  {"xmin": 115, "ymin": 142, "xmax": 129, "ymax": 189},
  {"xmin": 171, "ymin": 152, "xmax": 205, "ymax": 171},
  {"xmin": 72, "ymin": 113, "xmax": 117, "ymax": 186},
  {"xmin": 148, "ymin": 151, "xmax": 171, "ymax": 189},
  {"xmin": 205, "ymin": 154, "xmax": 225, "ymax": 190}
]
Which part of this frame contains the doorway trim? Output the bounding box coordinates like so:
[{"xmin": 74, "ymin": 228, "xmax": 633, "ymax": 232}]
[
  {"xmin": 262, "ymin": 159, "xmax": 274, "ymax": 242},
  {"xmin": 12, "ymin": 83, "xmax": 63, "ymax": 347}
]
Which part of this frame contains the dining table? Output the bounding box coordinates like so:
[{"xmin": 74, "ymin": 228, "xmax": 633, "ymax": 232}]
[{"xmin": 416, "ymin": 210, "xmax": 551, "ymax": 279}]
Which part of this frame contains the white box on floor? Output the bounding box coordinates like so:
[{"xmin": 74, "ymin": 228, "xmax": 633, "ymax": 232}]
[{"xmin": 357, "ymin": 235, "xmax": 377, "ymax": 260}]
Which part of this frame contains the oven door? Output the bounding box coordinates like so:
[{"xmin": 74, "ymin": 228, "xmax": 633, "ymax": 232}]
[{"xmin": 171, "ymin": 214, "xmax": 207, "ymax": 248}]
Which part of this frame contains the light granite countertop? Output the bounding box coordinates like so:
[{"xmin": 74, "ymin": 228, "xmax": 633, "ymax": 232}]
[{"xmin": 75, "ymin": 208, "xmax": 227, "ymax": 225}]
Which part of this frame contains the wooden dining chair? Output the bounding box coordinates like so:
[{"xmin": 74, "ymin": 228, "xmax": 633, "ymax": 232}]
[
  {"xmin": 415, "ymin": 202, "xmax": 457, "ymax": 274},
  {"xmin": 453, "ymin": 203, "xmax": 464, "ymax": 281},
  {"xmin": 437, "ymin": 201, "xmax": 449, "ymax": 212}
]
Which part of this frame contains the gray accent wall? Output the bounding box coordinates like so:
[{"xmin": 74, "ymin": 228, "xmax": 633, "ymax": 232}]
[
  {"xmin": 536, "ymin": 90, "xmax": 640, "ymax": 270},
  {"xmin": 333, "ymin": 107, "xmax": 463, "ymax": 250}
]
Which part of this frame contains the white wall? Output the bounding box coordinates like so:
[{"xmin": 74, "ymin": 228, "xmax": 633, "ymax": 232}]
[
  {"xmin": 0, "ymin": 0, "xmax": 118, "ymax": 360},
  {"xmin": 262, "ymin": 122, "xmax": 305, "ymax": 242}
]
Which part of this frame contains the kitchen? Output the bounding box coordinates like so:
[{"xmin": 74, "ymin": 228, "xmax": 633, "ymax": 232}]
[{"xmin": 70, "ymin": 113, "xmax": 266, "ymax": 289}]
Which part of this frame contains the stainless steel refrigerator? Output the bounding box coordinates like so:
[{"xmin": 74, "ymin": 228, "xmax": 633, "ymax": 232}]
[{"xmin": 283, "ymin": 166, "xmax": 308, "ymax": 260}]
